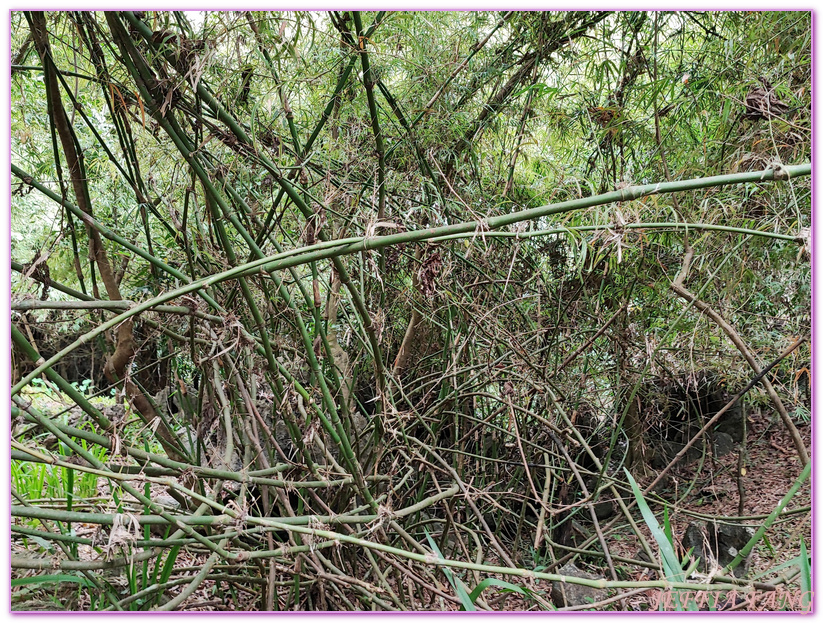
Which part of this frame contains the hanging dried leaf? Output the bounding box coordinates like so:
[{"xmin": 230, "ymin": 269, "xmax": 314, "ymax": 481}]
[
  {"xmin": 744, "ymin": 78, "xmax": 790, "ymax": 120},
  {"xmin": 418, "ymin": 249, "xmax": 442, "ymax": 298}
]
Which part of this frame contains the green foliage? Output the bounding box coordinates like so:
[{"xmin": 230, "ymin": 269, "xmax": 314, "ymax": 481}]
[
  {"xmin": 12, "ymin": 439, "xmax": 107, "ymax": 505},
  {"xmin": 11, "ymin": 574, "xmax": 96, "ymax": 588},
  {"xmin": 625, "ymin": 470, "xmax": 697, "ymax": 611},
  {"xmin": 799, "ymin": 540, "xmax": 811, "ymax": 611},
  {"xmin": 424, "ymin": 530, "xmax": 533, "ymax": 610},
  {"xmin": 425, "ymin": 529, "xmax": 477, "ymax": 610}
]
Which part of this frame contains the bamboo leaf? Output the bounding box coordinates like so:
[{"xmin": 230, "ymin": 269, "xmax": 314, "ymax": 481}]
[{"xmin": 12, "ymin": 574, "xmax": 94, "ymax": 588}]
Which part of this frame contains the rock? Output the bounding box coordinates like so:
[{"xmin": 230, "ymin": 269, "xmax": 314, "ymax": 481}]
[
  {"xmin": 683, "ymin": 523, "xmax": 707, "ymax": 567},
  {"xmin": 551, "ymin": 563, "xmax": 608, "ymax": 608},
  {"xmin": 683, "ymin": 521, "xmax": 755, "ymax": 578},
  {"xmin": 102, "ymin": 403, "xmax": 127, "ymax": 424},
  {"xmin": 711, "ymin": 432, "xmax": 735, "ymax": 457},
  {"xmin": 641, "ymin": 373, "xmax": 747, "ymax": 461},
  {"xmin": 175, "ymin": 425, "xmax": 198, "ymax": 456},
  {"xmin": 650, "ymin": 440, "xmax": 704, "ymax": 469},
  {"xmin": 593, "ymin": 500, "xmax": 615, "ymax": 520},
  {"xmin": 154, "ymin": 494, "xmax": 181, "ymax": 510},
  {"xmin": 274, "ymin": 419, "xmax": 296, "ymax": 458},
  {"xmin": 712, "ymin": 403, "xmax": 745, "ymax": 442}
]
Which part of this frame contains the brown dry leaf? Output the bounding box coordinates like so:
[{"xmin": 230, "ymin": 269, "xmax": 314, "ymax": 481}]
[
  {"xmin": 418, "ymin": 250, "xmax": 442, "ymax": 298},
  {"xmin": 744, "ymin": 79, "xmax": 790, "ymax": 120}
]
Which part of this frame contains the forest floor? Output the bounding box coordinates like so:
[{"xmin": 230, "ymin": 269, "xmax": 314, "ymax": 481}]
[
  {"xmin": 609, "ymin": 408, "xmax": 812, "ymax": 611},
  {"xmin": 11, "ymin": 391, "xmax": 811, "ymax": 612}
]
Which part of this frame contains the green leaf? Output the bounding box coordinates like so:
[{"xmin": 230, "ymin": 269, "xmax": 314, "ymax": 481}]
[
  {"xmin": 424, "ymin": 530, "xmax": 475, "ymax": 609},
  {"xmin": 799, "ymin": 540, "xmax": 811, "ymax": 611},
  {"xmin": 663, "ymin": 505, "xmax": 673, "ymax": 547},
  {"xmin": 454, "ymin": 577, "xmax": 476, "ymax": 611},
  {"xmin": 28, "ymin": 535, "xmax": 55, "ymax": 552},
  {"xmin": 12, "ymin": 574, "xmax": 94, "ymax": 588},
  {"xmin": 625, "ymin": 469, "xmax": 697, "ymax": 611},
  {"xmin": 624, "ymin": 470, "xmax": 684, "ymax": 582},
  {"xmin": 750, "ymin": 553, "xmax": 802, "ymax": 580},
  {"xmin": 468, "ymin": 577, "xmax": 530, "ymax": 604}
]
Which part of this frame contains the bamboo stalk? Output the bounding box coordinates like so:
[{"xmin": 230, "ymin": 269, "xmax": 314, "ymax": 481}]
[{"xmin": 12, "ymin": 163, "xmax": 809, "ymax": 398}]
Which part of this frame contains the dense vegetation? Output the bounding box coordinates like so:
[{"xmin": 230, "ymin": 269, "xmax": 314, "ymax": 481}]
[{"xmin": 10, "ymin": 11, "xmax": 811, "ymax": 611}]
